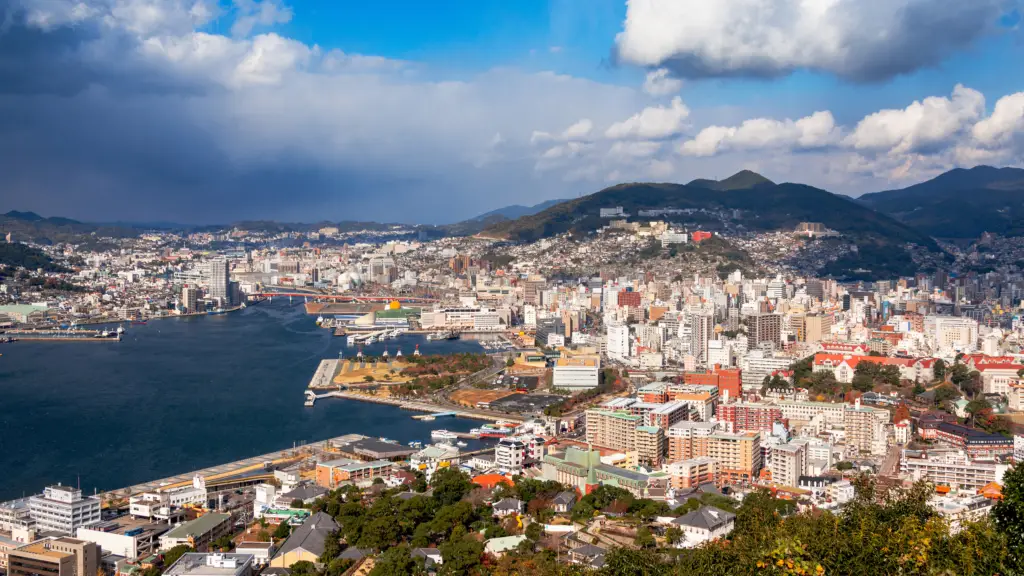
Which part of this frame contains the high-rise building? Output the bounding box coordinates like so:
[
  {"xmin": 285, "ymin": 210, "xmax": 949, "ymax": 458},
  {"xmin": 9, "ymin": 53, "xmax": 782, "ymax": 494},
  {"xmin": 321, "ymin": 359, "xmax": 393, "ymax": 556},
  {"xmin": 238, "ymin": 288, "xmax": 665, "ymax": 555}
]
[
  {"xmin": 181, "ymin": 285, "xmax": 198, "ymax": 313},
  {"xmin": 687, "ymin": 312, "xmax": 713, "ymax": 365},
  {"xmin": 804, "ymin": 314, "xmax": 833, "ymax": 343},
  {"xmin": 706, "ymin": 432, "xmax": 762, "ymax": 485},
  {"xmin": 746, "ymin": 313, "xmax": 781, "ymax": 350},
  {"xmin": 28, "ymin": 486, "xmax": 100, "ymax": 535},
  {"xmin": 769, "ymin": 443, "xmax": 806, "ymax": 487},
  {"xmin": 206, "ymin": 259, "xmax": 230, "ymax": 305}
]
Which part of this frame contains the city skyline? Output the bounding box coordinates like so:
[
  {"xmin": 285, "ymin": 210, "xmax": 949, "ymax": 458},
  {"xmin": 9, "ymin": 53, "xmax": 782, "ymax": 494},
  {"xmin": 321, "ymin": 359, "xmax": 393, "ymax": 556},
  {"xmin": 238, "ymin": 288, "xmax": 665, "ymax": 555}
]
[{"xmin": 1, "ymin": 0, "xmax": 1023, "ymax": 224}]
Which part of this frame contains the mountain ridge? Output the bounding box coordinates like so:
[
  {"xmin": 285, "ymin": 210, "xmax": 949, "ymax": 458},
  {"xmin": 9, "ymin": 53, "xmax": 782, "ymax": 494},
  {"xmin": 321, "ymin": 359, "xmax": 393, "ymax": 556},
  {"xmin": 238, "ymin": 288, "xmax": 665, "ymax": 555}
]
[{"xmin": 858, "ymin": 165, "xmax": 1024, "ymax": 238}]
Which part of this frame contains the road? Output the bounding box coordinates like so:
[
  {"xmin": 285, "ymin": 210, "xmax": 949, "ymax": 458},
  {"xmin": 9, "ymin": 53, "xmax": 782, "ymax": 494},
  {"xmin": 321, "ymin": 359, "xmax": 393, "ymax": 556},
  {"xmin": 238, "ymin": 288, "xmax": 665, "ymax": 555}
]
[{"xmin": 880, "ymin": 443, "xmax": 902, "ymax": 477}]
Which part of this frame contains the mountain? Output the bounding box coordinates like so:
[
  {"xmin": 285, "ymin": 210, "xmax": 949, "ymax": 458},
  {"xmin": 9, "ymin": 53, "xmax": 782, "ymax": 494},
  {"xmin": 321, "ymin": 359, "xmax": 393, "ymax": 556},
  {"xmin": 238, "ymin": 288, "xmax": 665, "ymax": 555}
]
[
  {"xmin": 688, "ymin": 170, "xmax": 775, "ymax": 191},
  {"xmin": 0, "ymin": 211, "xmax": 137, "ymax": 245},
  {"xmin": 469, "ymin": 199, "xmax": 568, "ymax": 222},
  {"xmin": 858, "ymin": 166, "xmax": 1024, "ymax": 238},
  {"xmin": 483, "ymin": 171, "xmax": 944, "ymax": 279}
]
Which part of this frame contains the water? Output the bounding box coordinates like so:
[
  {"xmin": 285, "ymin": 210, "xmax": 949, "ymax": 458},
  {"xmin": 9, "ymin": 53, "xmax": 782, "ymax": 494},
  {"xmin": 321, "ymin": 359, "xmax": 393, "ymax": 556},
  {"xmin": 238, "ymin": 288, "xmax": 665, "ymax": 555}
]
[{"xmin": 0, "ymin": 301, "xmax": 486, "ymax": 501}]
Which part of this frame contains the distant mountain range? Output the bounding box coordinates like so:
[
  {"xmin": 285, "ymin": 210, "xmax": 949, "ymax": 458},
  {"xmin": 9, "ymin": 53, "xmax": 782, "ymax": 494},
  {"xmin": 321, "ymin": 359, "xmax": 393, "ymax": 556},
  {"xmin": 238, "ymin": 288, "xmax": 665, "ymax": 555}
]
[
  {"xmin": 857, "ymin": 166, "xmax": 1024, "ymax": 238},
  {"xmin": 482, "ymin": 170, "xmax": 944, "ymax": 279},
  {"xmin": 467, "ymin": 199, "xmax": 568, "ymax": 222}
]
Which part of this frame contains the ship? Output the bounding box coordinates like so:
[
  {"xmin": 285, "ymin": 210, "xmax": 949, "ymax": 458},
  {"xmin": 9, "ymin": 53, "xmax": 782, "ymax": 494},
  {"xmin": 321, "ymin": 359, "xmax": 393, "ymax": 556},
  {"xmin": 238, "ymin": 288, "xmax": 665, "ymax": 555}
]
[
  {"xmin": 208, "ymin": 308, "xmax": 227, "ymax": 315},
  {"xmin": 426, "ymin": 329, "xmax": 460, "ymax": 341},
  {"xmin": 430, "ymin": 430, "xmax": 458, "ymax": 441}
]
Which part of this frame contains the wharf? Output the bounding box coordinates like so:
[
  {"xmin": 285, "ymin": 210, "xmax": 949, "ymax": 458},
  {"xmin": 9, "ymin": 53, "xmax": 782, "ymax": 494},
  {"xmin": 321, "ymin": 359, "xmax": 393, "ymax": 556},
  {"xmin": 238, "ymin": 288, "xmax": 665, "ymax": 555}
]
[
  {"xmin": 3, "ymin": 330, "xmax": 121, "ymax": 342},
  {"xmin": 310, "ymin": 389, "xmax": 524, "ymax": 423},
  {"xmin": 97, "ymin": 433, "xmax": 365, "ymax": 502},
  {"xmin": 309, "ymin": 359, "xmax": 341, "ymax": 389}
]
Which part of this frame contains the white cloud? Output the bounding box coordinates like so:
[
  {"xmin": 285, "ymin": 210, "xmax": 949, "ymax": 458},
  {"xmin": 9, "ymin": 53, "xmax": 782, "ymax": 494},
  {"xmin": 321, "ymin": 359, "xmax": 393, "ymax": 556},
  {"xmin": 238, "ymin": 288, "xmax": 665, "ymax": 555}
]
[
  {"xmin": 605, "ymin": 96, "xmax": 689, "ymax": 140},
  {"xmin": 642, "ymin": 68, "xmax": 682, "ymax": 97},
  {"xmin": 608, "ymin": 140, "xmax": 662, "ymax": 159},
  {"xmin": 681, "ymin": 111, "xmax": 840, "ymax": 157},
  {"xmin": 531, "ymin": 118, "xmax": 594, "ymax": 144},
  {"xmin": 846, "ymin": 84, "xmax": 984, "ymax": 155},
  {"xmin": 615, "ymin": 0, "xmax": 1014, "ymax": 81},
  {"xmin": 230, "ymin": 0, "xmax": 293, "ymax": 37},
  {"xmin": 972, "ymin": 92, "xmax": 1024, "ymax": 148}
]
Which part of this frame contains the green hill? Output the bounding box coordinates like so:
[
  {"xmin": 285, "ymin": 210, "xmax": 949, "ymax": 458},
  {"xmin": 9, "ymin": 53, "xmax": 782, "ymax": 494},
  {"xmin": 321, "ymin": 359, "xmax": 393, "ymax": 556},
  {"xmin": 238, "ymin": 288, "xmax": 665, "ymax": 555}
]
[
  {"xmin": 483, "ymin": 171, "xmax": 944, "ymax": 278},
  {"xmin": 858, "ymin": 166, "xmax": 1024, "ymax": 238}
]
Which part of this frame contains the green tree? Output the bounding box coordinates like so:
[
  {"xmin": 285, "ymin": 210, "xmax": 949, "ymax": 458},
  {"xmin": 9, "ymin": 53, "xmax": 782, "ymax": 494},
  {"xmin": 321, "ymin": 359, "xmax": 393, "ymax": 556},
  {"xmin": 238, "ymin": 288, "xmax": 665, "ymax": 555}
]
[
  {"xmin": 273, "ymin": 522, "xmax": 292, "ymax": 539},
  {"xmin": 993, "ymin": 464, "xmax": 1024, "ymax": 572},
  {"xmin": 161, "ymin": 545, "xmax": 192, "ymax": 568},
  {"xmin": 665, "ymin": 526, "xmax": 683, "ymax": 547},
  {"xmin": 525, "ymin": 522, "xmax": 543, "ymax": 542},
  {"xmin": 835, "ymin": 461, "xmax": 854, "ymax": 471},
  {"xmin": 506, "ymin": 357, "xmax": 515, "ymax": 367},
  {"xmin": 634, "ymin": 526, "xmax": 656, "ymax": 549},
  {"xmin": 431, "ymin": 467, "xmax": 474, "ymax": 507},
  {"xmin": 326, "ymin": 558, "xmax": 354, "ymax": 576},
  {"xmin": 934, "ymin": 358, "xmax": 947, "ymax": 381},
  {"xmin": 439, "ymin": 526, "xmax": 483, "ymax": 576},
  {"xmin": 933, "ymin": 385, "xmax": 961, "ymax": 405},
  {"xmin": 320, "ymin": 530, "xmax": 342, "ymax": 562},
  {"xmin": 290, "ymin": 498, "xmax": 305, "ymax": 509},
  {"xmin": 370, "ymin": 546, "xmax": 423, "ymax": 576},
  {"xmin": 288, "ymin": 561, "xmax": 316, "ymax": 575}
]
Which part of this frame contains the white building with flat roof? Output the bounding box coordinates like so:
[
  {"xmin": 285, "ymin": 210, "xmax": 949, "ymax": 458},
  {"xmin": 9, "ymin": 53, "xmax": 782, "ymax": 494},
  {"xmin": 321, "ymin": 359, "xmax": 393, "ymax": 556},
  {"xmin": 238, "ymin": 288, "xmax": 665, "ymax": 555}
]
[{"xmin": 28, "ymin": 486, "xmax": 100, "ymax": 535}]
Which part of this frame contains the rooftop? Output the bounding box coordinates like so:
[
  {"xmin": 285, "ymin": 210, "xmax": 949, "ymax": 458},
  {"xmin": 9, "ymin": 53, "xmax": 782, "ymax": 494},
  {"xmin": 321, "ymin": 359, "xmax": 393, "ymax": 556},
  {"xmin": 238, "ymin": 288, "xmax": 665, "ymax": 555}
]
[
  {"xmin": 164, "ymin": 554, "xmax": 254, "ymax": 576},
  {"xmin": 163, "ymin": 514, "xmax": 231, "ymax": 540}
]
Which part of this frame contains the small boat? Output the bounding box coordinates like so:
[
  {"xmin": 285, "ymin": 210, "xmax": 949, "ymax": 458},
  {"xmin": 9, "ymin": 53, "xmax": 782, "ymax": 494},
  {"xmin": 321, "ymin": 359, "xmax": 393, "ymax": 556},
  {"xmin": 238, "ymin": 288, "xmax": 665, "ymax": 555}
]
[
  {"xmin": 131, "ymin": 320, "xmax": 147, "ymax": 325},
  {"xmin": 421, "ymin": 415, "xmax": 436, "ymax": 422},
  {"xmin": 408, "ymin": 441, "xmax": 423, "ymax": 448},
  {"xmin": 456, "ymin": 441, "xmax": 468, "ymax": 447},
  {"xmin": 431, "ymin": 430, "xmax": 458, "ymax": 440}
]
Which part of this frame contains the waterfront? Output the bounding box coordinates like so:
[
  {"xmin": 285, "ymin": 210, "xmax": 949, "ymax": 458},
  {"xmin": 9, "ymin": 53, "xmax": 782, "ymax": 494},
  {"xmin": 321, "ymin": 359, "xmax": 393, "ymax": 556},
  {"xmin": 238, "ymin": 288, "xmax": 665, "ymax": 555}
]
[{"xmin": 0, "ymin": 301, "xmax": 485, "ymax": 501}]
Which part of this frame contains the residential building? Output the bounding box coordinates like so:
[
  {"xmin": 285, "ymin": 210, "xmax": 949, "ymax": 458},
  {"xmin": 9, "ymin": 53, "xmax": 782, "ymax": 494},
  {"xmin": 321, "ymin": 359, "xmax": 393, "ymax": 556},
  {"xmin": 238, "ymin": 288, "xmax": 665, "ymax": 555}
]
[
  {"xmin": 706, "ymin": 432, "xmax": 762, "ymax": 485},
  {"xmin": 746, "ymin": 313, "xmax": 781, "ymax": 350},
  {"xmin": 768, "ymin": 443, "xmax": 806, "ymax": 488},
  {"xmin": 665, "ymin": 458, "xmax": 718, "ymax": 489},
  {"xmin": 495, "ymin": 439, "xmax": 527, "ymax": 473},
  {"xmin": 635, "ymin": 426, "xmax": 666, "ymax": 467},
  {"xmin": 717, "ymin": 403, "xmax": 783, "ymax": 434},
  {"xmin": 585, "ymin": 409, "xmax": 642, "ymax": 452},
  {"xmin": 666, "ymin": 421, "xmax": 718, "ymax": 463},
  {"xmin": 206, "ymin": 259, "xmax": 230, "ymax": 304},
  {"xmin": 671, "ymin": 507, "xmax": 735, "ymax": 548},
  {"xmin": 844, "ymin": 401, "xmax": 889, "ymax": 456},
  {"xmin": 900, "ymin": 449, "xmax": 1008, "ymax": 491}
]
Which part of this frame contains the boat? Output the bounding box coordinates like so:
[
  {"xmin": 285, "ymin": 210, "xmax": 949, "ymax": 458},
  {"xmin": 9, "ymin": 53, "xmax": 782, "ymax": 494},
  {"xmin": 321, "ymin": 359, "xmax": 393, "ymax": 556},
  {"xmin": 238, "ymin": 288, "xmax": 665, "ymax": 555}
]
[
  {"xmin": 316, "ymin": 316, "xmax": 325, "ymax": 325},
  {"xmin": 431, "ymin": 430, "xmax": 458, "ymax": 440},
  {"xmin": 208, "ymin": 308, "xmax": 227, "ymax": 315},
  {"xmin": 456, "ymin": 441, "xmax": 468, "ymax": 447},
  {"xmin": 469, "ymin": 428, "xmax": 485, "ymax": 435},
  {"xmin": 131, "ymin": 320, "xmax": 147, "ymax": 325},
  {"xmin": 421, "ymin": 415, "xmax": 436, "ymax": 422},
  {"xmin": 346, "ymin": 335, "xmax": 358, "ymax": 346},
  {"xmin": 408, "ymin": 441, "xmax": 423, "ymax": 448}
]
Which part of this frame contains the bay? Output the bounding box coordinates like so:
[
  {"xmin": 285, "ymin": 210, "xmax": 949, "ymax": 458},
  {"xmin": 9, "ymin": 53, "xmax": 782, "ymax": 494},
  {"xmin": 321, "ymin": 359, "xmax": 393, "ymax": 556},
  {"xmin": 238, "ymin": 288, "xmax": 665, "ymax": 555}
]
[{"xmin": 0, "ymin": 301, "xmax": 486, "ymax": 501}]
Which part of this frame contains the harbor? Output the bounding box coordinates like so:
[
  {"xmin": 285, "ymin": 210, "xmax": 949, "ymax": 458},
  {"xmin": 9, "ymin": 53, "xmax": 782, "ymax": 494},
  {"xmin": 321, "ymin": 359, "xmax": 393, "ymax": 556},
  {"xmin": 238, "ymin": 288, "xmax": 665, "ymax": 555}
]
[{"xmin": 0, "ymin": 326, "xmax": 124, "ymax": 342}]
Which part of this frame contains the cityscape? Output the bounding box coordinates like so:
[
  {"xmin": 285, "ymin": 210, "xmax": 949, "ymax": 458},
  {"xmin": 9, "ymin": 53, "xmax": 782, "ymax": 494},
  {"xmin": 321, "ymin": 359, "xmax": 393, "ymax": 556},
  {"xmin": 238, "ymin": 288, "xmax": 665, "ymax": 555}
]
[{"xmin": 4, "ymin": 1, "xmax": 1024, "ymax": 576}]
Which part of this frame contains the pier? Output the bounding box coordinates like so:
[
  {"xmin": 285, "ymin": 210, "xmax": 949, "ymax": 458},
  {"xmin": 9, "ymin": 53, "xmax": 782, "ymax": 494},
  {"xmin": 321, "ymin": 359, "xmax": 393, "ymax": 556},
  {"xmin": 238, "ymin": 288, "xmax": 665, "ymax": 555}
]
[
  {"xmin": 305, "ymin": 389, "xmax": 524, "ymax": 423},
  {"xmin": 97, "ymin": 433, "xmax": 365, "ymax": 502}
]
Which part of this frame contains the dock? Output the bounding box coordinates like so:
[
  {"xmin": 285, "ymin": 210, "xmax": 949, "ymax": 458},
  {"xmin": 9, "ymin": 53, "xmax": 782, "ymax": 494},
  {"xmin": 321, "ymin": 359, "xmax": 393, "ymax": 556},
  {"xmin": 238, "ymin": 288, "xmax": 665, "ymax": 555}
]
[
  {"xmin": 308, "ymin": 359, "xmax": 340, "ymax": 389},
  {"xmin": 412, "ymin": 411, "xmax": 458, "ymax": 420},
  {"xmin": 306, "ymin": 390, "xmax": 524, "ymax": 423},
  {"xmin": 96, "ymin": 433, "xmax": 365, "ymax": 502}
]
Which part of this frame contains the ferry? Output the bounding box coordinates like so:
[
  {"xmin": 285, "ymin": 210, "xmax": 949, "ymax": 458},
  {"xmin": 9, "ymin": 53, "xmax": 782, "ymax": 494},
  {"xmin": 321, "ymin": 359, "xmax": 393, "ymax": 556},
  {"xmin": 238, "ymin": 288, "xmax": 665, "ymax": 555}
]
[
  {"xmin": 431, "ymin": 430, "xmax": 458, "ymax": 441},
  {"xmin": 426, "ymin": 329, "xmax": 460, "ymax": 341},
  {"xmin": 421, "ymin": 415, "xmax": 436, "ymax": 422}
]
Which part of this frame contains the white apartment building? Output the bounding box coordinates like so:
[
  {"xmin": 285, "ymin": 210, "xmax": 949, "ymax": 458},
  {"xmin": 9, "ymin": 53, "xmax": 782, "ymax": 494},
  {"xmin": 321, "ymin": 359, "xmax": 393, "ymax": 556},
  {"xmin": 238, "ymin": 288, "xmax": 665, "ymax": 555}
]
[
  {"xmin": 768, "ymin": 443, "xmax": 805, "ymax": 488},
  {"xmin": 777, "ymin": 401, "xmax": 846, "ymax": 426},
  {"xmin": 496, "ymin": 438, "xmax": 527, "ymax": 473},
  {"xmin": 740, "ymin": 349, "xmax": 793, "ymax": 389},
  {"xmin": 28, "ymin": 485, "xmax": 101, "ymax": 535},
  {"xmin": 844, "ymin": 401, "xmax": 889, "ymax": 456},
  {"xmin": 901, "ymin": 449, "xmax": 1008, "ymax": 491},
  {"xmin": 0, "ymin": 498, "xmax": 33, "ymax": 532},
  {"xmin": 607, "ymin": 324, "xmax": 631, "ymax": 359},
  {"xmin": 924, "ymin": 316, "xmax": 979, "ymax": 353}
]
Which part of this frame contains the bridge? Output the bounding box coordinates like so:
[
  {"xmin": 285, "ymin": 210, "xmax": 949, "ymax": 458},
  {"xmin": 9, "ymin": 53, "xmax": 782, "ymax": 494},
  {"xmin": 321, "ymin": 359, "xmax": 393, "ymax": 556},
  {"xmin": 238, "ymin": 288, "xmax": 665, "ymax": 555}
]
[{"xmin": 248, "ymin": 293, "xmax": 438, "ymax": 303}]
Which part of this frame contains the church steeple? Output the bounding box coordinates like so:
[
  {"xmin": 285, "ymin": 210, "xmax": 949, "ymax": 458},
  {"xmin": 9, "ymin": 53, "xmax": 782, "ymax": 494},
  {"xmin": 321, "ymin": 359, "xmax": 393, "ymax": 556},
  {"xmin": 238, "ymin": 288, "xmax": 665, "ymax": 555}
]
[{"xmin": 584, "ymin": 442, "xmax": 599, "ymax": 495}]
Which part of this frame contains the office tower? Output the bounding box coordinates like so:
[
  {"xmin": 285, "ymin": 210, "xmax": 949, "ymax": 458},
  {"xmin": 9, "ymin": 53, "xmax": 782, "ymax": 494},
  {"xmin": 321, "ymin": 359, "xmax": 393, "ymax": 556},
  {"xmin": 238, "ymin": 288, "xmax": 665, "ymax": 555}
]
[{"xmin": 181, "ymin": 286, "xmax": 198, "ymax": 313}]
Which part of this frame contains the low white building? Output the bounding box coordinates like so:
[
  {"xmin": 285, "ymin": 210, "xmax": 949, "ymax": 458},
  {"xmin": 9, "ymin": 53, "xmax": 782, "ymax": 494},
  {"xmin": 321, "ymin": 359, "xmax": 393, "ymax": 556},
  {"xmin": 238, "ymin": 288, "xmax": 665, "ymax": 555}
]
[
  {"xmin": 671, "ymin": 506, "xmax": 735, "ymax": 548},
  {"xmin": 28, "ymin": 485, "xmax": 101, "ymax": 535},
  {"xmin": 552, "ymin": 356, "xmax": 600, "ymax": 391}
]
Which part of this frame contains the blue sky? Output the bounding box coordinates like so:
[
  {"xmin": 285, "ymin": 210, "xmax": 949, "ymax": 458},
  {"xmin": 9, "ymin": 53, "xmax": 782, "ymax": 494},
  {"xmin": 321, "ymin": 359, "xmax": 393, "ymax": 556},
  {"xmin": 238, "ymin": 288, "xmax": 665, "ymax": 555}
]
[{"xmin": 1, "ymin": 0, "xmax": 1023, "ymax": 223}]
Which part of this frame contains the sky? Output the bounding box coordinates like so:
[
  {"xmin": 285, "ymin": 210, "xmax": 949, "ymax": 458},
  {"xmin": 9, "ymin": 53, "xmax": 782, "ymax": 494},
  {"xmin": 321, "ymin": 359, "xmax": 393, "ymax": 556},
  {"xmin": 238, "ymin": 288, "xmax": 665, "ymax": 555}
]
[{"xmin": 1, "ymin": 0, "xmax": 1023, "ymax": 225}]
